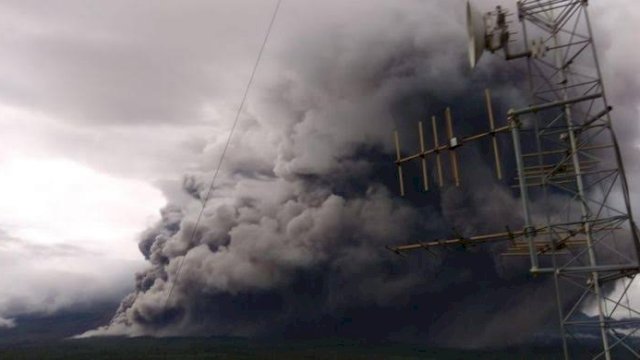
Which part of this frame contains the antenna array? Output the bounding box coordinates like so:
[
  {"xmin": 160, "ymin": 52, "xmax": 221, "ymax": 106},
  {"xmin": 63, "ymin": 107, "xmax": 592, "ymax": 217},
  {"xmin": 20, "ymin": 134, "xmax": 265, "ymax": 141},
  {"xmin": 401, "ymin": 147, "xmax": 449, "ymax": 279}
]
[
  {"xmin": 393, "ymin": 89, "xmax": 507, "ymax": 196},
  {"xmin": 389, "ymin": 1, "xmax": 640, "ymax": 359}
]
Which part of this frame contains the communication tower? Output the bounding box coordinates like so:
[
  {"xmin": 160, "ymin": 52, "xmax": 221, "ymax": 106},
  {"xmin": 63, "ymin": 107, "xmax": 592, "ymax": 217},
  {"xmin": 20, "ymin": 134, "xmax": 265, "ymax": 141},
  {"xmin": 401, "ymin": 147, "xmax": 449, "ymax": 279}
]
[{"xmin": 390, "ymin": 1, "xmax": 640, "ymax": 358}]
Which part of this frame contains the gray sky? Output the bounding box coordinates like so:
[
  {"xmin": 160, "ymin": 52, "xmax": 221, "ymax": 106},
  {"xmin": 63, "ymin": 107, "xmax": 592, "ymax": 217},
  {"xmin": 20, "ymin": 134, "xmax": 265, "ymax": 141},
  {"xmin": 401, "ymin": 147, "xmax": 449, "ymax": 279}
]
[{"xmin": 0, "ymin": 0, "xmax": 639, "ymax": 336}]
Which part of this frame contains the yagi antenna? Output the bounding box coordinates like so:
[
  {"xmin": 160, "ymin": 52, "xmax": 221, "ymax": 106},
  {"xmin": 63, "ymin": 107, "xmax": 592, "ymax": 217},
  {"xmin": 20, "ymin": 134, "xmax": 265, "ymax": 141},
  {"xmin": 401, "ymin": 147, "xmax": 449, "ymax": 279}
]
[
  {"xmin": 484, "ymin": 88, "xmax": 502, "ymax": 179},
  {"xmin": 393, "ymin": 130, "xmax": 405, "ymax": 196},
  {"xmin": 418, "ymin": 121, "xmax": 429, "ymax": 191},
  {"xmin": 431, "ymin": 115, "xmax": 444, "ymax": 187},
  {"xmin": 393, "ymin": 90, "xmax": 507, "ymax": 192},
  {"xmin": 444, "ymin": 107, "xmax": 461, "ymax": 187}
]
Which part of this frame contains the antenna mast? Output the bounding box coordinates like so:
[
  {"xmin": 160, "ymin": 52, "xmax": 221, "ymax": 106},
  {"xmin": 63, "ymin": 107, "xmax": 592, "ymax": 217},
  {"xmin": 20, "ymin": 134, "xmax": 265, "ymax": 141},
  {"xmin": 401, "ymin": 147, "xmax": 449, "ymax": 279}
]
[{"xmin": 390, "ymin": 1, "xmax": 640, "ymax": 358}]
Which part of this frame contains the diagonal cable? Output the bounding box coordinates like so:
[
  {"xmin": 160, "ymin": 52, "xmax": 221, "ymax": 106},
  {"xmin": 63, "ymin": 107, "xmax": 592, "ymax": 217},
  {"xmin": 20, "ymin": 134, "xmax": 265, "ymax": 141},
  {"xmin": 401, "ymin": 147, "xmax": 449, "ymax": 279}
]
[{"xmin": 163, "ymin": 0, "xmax": 283, "ymax": 310}]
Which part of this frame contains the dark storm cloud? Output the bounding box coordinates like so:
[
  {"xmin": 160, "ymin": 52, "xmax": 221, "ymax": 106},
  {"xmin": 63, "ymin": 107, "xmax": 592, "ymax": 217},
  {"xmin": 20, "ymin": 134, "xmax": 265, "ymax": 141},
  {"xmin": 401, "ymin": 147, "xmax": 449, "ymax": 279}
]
[
  {"xmin": 2, "ymin": 0, "xmax": 637, "ymax": 348},
  {"xmin": 78, "ymin": 0, "xmax": 565, "ymax": 344}
]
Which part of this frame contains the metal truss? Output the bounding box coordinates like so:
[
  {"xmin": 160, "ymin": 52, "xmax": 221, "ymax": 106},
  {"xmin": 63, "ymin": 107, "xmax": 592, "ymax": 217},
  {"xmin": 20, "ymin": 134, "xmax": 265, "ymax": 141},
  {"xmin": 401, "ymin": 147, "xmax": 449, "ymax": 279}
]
[
  {"xmin": 515, "ymin": 1, "xmax": 640, "ymax": 358},
  {"xmin": 389, "ymin": 1, "xmax": 640, "ymax": 358}
]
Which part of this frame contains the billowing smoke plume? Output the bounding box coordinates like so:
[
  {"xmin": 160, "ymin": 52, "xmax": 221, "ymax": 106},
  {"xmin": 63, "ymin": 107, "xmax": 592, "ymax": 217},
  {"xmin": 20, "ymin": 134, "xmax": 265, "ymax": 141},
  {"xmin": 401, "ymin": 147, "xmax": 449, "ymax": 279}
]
[{"xmin": 81, "ymin": 0, "xmax": 640, "ymax": 348}]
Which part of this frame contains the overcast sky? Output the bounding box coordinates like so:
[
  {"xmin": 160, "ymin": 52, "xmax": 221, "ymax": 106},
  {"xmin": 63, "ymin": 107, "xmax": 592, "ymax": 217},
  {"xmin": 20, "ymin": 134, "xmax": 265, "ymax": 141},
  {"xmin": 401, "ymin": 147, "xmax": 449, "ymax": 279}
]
[{"xmin": 0, "ymin": 0, "xmax": 639, "ymax": 334}]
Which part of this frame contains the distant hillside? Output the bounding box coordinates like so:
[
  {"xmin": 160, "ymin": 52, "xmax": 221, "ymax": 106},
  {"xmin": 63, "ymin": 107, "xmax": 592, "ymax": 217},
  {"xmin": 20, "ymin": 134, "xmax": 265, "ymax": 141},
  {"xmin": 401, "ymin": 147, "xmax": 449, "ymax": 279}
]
[{"xmin": 0, "ymin": 302, "xmax": 117, "ymax": 346}]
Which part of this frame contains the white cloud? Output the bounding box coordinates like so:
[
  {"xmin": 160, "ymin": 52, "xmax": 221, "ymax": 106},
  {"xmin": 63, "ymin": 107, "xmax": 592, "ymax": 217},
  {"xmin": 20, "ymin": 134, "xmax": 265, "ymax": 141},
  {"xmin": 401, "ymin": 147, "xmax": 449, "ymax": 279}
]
[
  {"xmin": 0, "ymin": 154, "xmax": 165, "ymax": 321},
  {"xmin": 0, "ymin": 156, "xmax": 165, "ymax": 256},
  {"xmin": 0, "ymin": 317, "xmax": 16, "ymax": 329}
]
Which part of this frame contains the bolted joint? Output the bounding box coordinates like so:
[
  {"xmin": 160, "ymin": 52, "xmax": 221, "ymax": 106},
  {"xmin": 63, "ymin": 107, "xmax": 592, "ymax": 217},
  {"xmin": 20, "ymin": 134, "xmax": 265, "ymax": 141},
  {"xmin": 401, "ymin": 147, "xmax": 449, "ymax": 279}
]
[
  {"xmin": 524, "ymin": 225, "xmax": 537, "ymax": 237},
  {"xmin": 508, "ymin": 113, "xmax": 520, "ymax": 129},
  {"xmin": 449, "ymin": 136, "xmax": 461, "ymax": 149}
]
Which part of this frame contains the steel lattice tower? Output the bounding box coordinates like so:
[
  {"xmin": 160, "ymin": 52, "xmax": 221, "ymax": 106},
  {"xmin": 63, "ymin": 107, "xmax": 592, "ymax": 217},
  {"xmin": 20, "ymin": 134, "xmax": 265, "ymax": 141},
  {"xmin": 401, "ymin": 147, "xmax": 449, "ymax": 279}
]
[{"xmin": 389, "ymin": 1, "xmax": 640, "ymax": 358}]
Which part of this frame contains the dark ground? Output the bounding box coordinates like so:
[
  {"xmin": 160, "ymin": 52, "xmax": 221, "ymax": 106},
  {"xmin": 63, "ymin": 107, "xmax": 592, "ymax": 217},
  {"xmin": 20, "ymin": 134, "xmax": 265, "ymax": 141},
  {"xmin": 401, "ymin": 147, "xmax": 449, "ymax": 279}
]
[
  {"xmin": 0, "ymin": 305, "xmax": 622, "ymax": 359},
  {"xmin": 0, "ymin": 305, "xmax": 564, "ymax": 359},
  {"xmin": 0, "ymin": 337, "xmax": 566, "ymax": 360}
]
